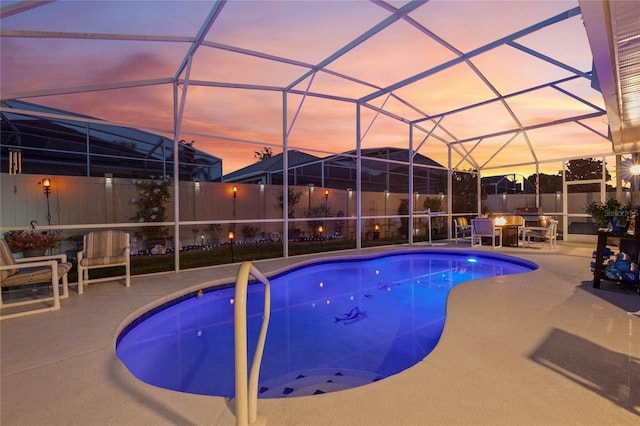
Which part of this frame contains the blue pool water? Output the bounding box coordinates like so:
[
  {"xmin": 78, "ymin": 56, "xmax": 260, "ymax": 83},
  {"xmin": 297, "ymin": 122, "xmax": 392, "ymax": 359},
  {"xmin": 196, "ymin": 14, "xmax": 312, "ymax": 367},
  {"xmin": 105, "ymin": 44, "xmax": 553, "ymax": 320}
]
[{"xmin": 116, "ymin": 250, "xmax": 536, "ymax": 398}]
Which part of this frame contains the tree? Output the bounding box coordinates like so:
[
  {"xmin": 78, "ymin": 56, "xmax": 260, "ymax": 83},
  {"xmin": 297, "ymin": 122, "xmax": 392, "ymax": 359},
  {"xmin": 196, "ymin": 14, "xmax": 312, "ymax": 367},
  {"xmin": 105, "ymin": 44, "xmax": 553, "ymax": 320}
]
[
  {"xmin": 565, "ymin": 158, "xmax": 611, "ymax": 193},
  {"xmin": 566, "ymin": 158, "xmax": 608, "ymax": 181},
  {"xmin": 278, "ymin": 189, "xmax": 302, "ymax": 218},
  {"xmin": 132, "ymin": 177, "xmax": 172, "ymax": 242},
  {"xmin": 254, "ymin": 147, "xmax": 273, "ymax": 161},
  {"xmin": 305, "ymin": 205, "xmax": 332, "ymax": 236},
  {"xmin": 451, "ymin": 171, "xmax": 478, "ymax": 213},
  {"xmin": 526, "ymin": 173, "xmax": 563, "ymax": 193},
  {"xmin": 398, "ymin": 199, "xmax": 409, "ymax": 237}
]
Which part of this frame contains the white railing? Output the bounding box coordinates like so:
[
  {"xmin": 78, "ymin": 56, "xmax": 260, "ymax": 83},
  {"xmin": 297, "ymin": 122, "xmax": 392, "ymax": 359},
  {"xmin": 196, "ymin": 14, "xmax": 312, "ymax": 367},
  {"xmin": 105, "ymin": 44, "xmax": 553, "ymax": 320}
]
[{"xmin": 234, "ymin": 262, "xmax": 271, "ymax": 426}]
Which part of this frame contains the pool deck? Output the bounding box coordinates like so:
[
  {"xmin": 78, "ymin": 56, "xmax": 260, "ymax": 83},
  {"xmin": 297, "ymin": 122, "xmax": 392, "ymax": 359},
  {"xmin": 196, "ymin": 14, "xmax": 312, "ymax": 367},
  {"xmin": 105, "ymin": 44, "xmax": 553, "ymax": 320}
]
[{"xmin": 2, "ymin": 241, "xmax": 639, "ymax": 425}]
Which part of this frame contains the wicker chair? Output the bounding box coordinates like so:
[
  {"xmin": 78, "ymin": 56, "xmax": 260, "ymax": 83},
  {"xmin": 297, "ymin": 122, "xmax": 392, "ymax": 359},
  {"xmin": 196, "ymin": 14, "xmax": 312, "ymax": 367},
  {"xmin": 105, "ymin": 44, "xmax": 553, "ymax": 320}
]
[
  {"xmin": 77, "ymin": 230, "xmax": 131, "ymax": 294},
  {"xmin": 0, "ymin": 239, "xmax": 72, "ymax": 320}
]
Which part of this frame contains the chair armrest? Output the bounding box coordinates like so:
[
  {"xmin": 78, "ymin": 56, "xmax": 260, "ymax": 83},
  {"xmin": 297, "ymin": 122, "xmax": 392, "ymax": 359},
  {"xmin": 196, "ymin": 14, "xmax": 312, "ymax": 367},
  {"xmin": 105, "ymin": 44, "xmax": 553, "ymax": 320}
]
[
  {"xmin": 1, "ymin": 259, "xmax": 57, "ymax": 271},
  {"xmin": 522, "ymin": 226, "xmax": 548, "ymax": 232},
  {"xmin": 15, "ymin": 253, "xmax": 68, "ymax": 263}
]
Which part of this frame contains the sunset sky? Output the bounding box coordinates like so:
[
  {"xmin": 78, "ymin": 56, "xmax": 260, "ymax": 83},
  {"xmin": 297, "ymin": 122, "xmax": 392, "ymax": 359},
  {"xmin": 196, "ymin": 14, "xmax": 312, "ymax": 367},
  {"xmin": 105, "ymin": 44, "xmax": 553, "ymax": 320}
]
[{"xmin": 0, "ymin": 0, "xmax": 615, "ymax": 179}]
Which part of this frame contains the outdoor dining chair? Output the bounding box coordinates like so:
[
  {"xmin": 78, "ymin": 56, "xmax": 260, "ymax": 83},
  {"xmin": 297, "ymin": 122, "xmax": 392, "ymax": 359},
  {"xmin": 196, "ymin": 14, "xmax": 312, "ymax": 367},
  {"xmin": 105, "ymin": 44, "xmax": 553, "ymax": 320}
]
[
  {"xmin": 471, "ymin": 218, "xmax": 502, "ymax": 248},
  {"xmin": 454, "ymin": 217, "xmax": 472, "ymax": 242},
  {"xmin": 521, "ymin": 219, "xmax": 558, "ymax": 250}
]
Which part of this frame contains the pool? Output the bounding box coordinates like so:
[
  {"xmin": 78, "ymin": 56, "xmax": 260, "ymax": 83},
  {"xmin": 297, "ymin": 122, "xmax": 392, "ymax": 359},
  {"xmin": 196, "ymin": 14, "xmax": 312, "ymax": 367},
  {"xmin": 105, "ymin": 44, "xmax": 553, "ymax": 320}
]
[{"xmin": 116, "ymin": 250, "xmax": 536, "ymax": 398}]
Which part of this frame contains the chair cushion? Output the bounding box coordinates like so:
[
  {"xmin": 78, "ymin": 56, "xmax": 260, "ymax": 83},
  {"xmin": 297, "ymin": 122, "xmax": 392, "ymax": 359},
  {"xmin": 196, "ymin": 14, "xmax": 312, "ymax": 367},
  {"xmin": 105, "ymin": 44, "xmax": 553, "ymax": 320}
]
[
  {"xmin": 1, "ymin": 262, "xmax": 72, "ymax": 288},
  {"xmin": 79, "ymin": 254, "xmax": 127, "ymax": 267},
  {"xmin": 0, "ymin": 239, "xmax": 17, "ymax": 281}
]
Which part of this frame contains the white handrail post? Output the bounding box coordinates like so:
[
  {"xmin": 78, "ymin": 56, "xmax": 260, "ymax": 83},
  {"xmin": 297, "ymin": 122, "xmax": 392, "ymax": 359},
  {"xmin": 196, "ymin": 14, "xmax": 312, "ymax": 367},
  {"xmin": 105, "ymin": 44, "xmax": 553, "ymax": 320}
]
[
  {"xmin": 234, "ymin": 262, "xmax": 251, "ymax": 426},
  {"xmin": 234, "ymin": 262, "xmax": 271, "ymax": 426},
  {"xmin": 248, "ymin": 264, "xmax": 270, "ymax": 423}
]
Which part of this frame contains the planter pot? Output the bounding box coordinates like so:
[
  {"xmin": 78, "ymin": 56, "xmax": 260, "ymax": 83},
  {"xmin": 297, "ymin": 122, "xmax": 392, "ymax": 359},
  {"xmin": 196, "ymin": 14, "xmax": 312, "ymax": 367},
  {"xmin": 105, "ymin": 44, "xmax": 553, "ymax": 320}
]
[
  {"xmin": 12, "ymin": 252, "xmax": 24, "ymax": 260},
  {"xmin": 610, "ymin": 218, "xmax": 629, "ymax": 234},
  {"xmin": 23, "ymin": 249, "xmax": 46, "ymax": 258},
  {"xmin": 65, "ymin": 250, "xmax": 78, "ymax": 262}
]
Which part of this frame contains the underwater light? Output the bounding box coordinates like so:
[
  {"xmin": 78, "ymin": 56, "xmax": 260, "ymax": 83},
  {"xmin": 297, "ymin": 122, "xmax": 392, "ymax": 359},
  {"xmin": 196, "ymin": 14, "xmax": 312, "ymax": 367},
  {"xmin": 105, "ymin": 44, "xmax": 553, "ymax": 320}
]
[{"xmin": 467, "ymin": 258, "xmax": 478, "ymax": 263}]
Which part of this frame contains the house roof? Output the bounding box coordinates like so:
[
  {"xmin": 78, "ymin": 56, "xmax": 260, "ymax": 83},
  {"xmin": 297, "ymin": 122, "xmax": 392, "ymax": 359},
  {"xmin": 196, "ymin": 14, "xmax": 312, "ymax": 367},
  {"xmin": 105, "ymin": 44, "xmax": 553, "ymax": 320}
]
[{"xmin": 223, "ymin": 150, "xmax": 320, "ymax": 182}]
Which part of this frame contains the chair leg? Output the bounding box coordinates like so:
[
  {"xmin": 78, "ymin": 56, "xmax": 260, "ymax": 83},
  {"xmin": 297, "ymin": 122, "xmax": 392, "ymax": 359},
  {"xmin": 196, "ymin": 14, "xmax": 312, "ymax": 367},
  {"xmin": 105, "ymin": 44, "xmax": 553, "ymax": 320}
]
[
  {"xmin": 52, "ymin": 266, "xmax": 60, "ymax": 311},
  {"xmin": 78, "ymin": 265, "xmax": 84, "ymax": 294},
  {"xmin": 125, "ymin": 261, "xmax": 131, "ymax": 287},
  {"xmin": 60, "ymin": 275, "xmax": 69, "ymax": 299}
]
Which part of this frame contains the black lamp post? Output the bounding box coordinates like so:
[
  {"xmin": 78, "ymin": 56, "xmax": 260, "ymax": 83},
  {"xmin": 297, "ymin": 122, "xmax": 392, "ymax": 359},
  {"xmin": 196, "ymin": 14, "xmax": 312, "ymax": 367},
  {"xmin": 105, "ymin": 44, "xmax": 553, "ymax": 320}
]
[
  {"xmin": 232, "ymin": 185, "xmax": 237, "ymax": 219},
  {"xmin": 232, "ymin": 186, "xmax": 238, "ymax": 234},
  {"xmin": 42, "ymin": 178, "xmax": 51, "ymax": 226},
  {"xmin": 318, "ymin": 225, "xmax": 323, "ymax": 251},
  {"xmin": 228, "ymin": 231, "xmax": 235, "ymax": 262},
  {"xmin": 324, "ymin": 189, "xmax": 329, "ymax": 209}
]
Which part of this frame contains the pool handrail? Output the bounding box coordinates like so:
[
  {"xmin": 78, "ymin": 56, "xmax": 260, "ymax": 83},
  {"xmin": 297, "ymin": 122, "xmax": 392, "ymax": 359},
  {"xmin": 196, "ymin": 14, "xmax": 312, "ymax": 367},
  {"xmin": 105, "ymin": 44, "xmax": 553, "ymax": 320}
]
[{"xmin": 234, "ymin": 261, "xmax": 271, "ymax": 426}]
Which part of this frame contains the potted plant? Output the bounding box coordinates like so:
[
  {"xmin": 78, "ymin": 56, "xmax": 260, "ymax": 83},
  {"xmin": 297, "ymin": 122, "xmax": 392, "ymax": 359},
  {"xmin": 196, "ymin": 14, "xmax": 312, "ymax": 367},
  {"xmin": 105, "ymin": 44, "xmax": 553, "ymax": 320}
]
[
  {"xmin": 3, "ymin": 230, "xmax": 65, "ymax": 257},
  {"xmin": 585, "ymin": 199, "xmax": 634, "ymax": 232}
]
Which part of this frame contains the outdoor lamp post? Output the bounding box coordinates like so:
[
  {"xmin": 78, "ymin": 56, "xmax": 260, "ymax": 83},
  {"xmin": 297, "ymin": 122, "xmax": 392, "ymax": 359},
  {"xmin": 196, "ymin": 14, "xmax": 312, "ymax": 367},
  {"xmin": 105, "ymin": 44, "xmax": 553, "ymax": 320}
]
[
  {"xmin": 228, "ymin": 231, "xmax": 235, "ymax": 262},
  {"xmin": 232, "ymin": 186, "xmax": 238, "ymax": 233},
  {"xmin": 232, "ymin": 185, "xmax": 237, "ymax": 217},
  {"xmin": 41, "ymin": 178, "xmax": 51, "ymax": 226},
  {"xmin": 318, "ymin": 225, "xmax": 324, "ymax": 251},
  {"xmin": 324, "ymin": 189, "xmax": 329, "ymax": 209}
]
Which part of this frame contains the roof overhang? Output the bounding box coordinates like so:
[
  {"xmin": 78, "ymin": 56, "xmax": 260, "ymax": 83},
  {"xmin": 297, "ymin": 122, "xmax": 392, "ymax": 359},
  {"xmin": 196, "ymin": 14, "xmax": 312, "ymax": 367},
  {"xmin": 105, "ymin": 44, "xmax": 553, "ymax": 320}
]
[{"xmin": 580, "ymin": 0, "xmax": 640, "ymax": 154}]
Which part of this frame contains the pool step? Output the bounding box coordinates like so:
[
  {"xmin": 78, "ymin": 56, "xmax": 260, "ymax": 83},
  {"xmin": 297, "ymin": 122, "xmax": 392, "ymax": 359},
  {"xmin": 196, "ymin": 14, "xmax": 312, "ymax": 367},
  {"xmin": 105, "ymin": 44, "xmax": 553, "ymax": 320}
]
[{"xmin": 258, "ymin": 368, "xmax": 384, "ymax": 398}]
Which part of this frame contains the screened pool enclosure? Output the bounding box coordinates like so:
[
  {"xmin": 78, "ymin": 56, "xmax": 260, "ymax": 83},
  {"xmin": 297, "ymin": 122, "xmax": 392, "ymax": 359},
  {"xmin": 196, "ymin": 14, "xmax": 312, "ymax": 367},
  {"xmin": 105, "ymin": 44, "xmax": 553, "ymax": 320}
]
[{"xmin": 1, "ymin": 0, "xmax": 639, "ymax": 272}]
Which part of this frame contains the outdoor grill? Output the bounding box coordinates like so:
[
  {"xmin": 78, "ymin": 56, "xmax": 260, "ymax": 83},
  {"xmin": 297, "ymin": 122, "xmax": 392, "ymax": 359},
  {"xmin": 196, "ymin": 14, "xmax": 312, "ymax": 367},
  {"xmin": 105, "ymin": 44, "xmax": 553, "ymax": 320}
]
[{"xmin": 515, "ymin": 207, "xmax": 548, "ymax": 227}]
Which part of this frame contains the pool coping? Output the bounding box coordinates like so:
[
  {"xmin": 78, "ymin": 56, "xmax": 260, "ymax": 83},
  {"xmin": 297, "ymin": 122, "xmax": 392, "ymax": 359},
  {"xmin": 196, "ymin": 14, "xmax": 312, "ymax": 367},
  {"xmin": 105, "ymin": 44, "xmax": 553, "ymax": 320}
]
[{"xmin": 2, "ymin": 242, "xmax": 639, "ymax": 425}]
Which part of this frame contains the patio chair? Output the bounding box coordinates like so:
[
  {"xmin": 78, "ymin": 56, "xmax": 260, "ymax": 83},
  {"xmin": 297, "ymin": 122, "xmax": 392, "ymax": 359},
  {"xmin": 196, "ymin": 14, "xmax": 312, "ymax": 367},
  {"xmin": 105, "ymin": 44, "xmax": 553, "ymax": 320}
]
[
  {"xmin": 454, "ymin": 217, "xmax": 472, "ymax": 242},
  {"xmin": 471, "ymin": 218, "xmax": 502, "ymax": 248},
  {"xmin": 522, "ymin": 218, "xmax": 558, "ymax": 250},
  {"xmin": 0, "ymin": 239, "xmax": 72, "ymax": 320},
  {"xmin": 77, "ymin": 230, "xmax": 131, "ymax": 294}
]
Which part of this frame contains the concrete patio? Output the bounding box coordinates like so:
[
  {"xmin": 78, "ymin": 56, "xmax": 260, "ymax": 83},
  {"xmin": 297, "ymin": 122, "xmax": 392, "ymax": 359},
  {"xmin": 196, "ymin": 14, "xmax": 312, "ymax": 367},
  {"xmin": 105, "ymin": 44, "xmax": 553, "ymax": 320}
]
[{"xmin": 1, "ymin": 241, "xmax": 639, "ymax": 425}]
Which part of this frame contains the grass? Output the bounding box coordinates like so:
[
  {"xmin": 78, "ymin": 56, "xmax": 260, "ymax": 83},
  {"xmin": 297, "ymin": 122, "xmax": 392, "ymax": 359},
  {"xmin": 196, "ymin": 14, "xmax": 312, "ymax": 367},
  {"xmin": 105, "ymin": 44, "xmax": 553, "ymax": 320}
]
[{"xmin": 68, "ymin": 233, "xmax": 444, "ymax": 281}]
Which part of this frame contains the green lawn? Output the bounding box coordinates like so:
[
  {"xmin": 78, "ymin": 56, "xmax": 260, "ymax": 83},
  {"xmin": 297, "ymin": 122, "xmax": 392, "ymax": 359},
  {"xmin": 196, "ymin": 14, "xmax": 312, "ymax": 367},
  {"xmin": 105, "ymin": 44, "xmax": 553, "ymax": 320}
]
[{"xmin": 69, "ymin": 233, "xmax": 442, "ymax": 282}]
